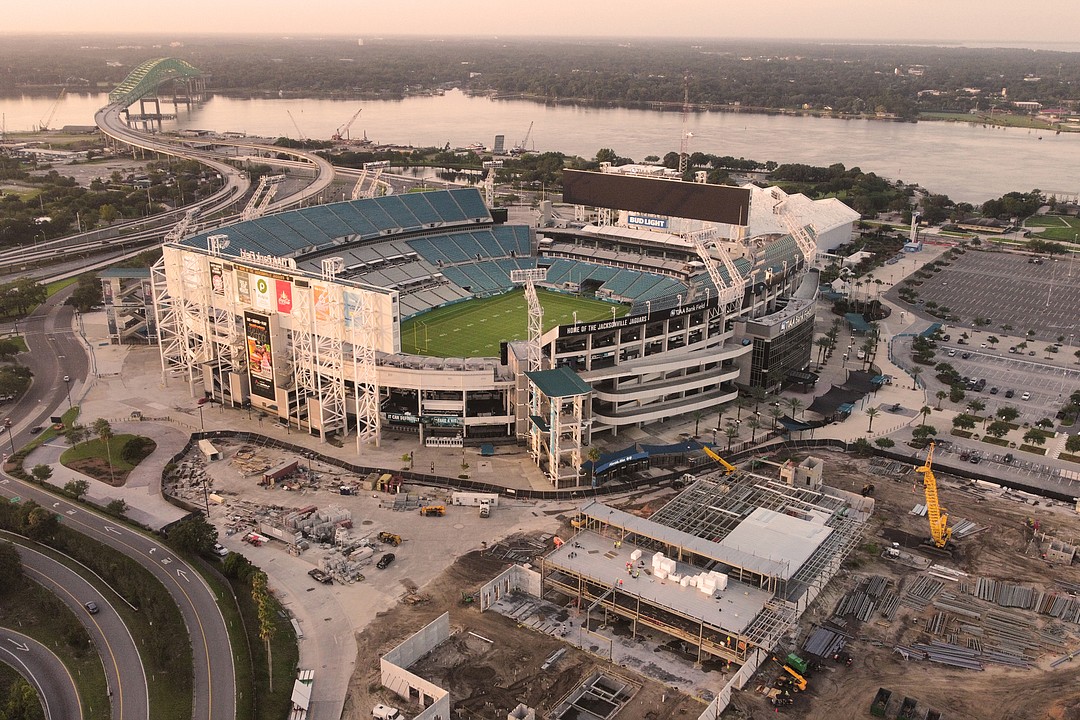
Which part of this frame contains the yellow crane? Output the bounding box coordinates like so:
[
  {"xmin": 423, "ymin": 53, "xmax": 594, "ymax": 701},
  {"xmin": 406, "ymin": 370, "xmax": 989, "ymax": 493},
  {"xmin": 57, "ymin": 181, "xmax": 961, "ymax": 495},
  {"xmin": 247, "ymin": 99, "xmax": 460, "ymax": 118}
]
[
  {"xmin": 916, "ymin": 442, "xmax": 952, "ymax": 548},
  {"xmin": 701, "ymin": 444, "xmax": 737, "ymax": 474}
]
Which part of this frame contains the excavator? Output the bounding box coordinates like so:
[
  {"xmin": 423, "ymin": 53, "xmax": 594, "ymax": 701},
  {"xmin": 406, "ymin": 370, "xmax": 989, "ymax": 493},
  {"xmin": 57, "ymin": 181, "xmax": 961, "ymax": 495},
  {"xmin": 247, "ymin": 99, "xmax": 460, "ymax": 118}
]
[
  {"xmin": 916, "ymin": 442, "xmax": 952, "ymax": 549},
  {"xmin": 701, "ymin": 445, "xmax": 737, "ymax": 475}
]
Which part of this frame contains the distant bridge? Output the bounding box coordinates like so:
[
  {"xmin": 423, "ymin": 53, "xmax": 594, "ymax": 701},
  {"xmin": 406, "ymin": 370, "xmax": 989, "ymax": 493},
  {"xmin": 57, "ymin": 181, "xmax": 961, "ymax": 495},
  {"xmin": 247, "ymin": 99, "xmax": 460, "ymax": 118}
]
[{"xmin": 108, "ymin": 57, "xmax": 203, "ymax": 108}]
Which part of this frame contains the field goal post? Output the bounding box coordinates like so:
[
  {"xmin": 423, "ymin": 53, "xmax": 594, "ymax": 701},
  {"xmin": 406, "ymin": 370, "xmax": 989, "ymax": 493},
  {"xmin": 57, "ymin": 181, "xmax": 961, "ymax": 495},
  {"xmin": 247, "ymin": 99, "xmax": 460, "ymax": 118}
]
[{"xmin": 510, "ymin": 268, "xmax": 548, "ymax": 372}]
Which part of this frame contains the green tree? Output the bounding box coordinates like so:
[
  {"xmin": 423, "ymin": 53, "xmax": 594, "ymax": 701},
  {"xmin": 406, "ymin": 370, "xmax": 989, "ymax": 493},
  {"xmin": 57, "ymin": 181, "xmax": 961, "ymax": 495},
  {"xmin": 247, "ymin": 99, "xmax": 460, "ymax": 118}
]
[
  {"xmin": 747, "ymin": 416, "xmax": 761, "ymax": 444},
  {"xmin": 1066, "ymin": 434, "xmax": 1080, "ymax": 453},
  {"xmin": 920, "ymin": 406, "xmax": 932, "ymax": 425},
  {"xmin": 106, "ymin": 499, "xmax": 128, "ymax": 517},
  {"xmin": 0, "ymin": 541, "xmax": 23, "ymax": 588},
  {"xmin": 691, "ymin": 411, "xmax": 704, "ymax": 437},
  {"xmin": 949, "ymin": 385, "xmax": 966, "ymax": 404},
  {"xmin": 996, "ymin": 406, "xmax": 1020, "ymax": 423},
  {"xmin": 875, "ymin": 438, "xmax": 895, "ymax": 448},
  {"xmin": 1, "ymin": 677, "xmax": 43, "ymax": 720},
  {"xmin": 30, "ymin": 464, "xmax": 52, "ymax": 484},
  {"xmin": 786, "ymin": 397, "xmax": 803, "ymax": 421},
  {"xmin": 1023, "ymin": 428, "xmax": 1048, "ymax": 446},
  {"xmin": 0, "ymin": 338, "xmax": 21, "ymax": 359},
  {"xmin": 91, "ymin": 418, "xmax": 114, "ymax": 483},
  {"xmin": 912, "ymin": 424, "xmax": 938, "ymax": 446},
  {"xmin": 952, "ymin": 414, "xmax": 977, "ymax": 431},
  {"xmin": 986, "ymin": 420, "xmax": 1011, "ymax": 439},
  {"xmin": 63, "ymin": 479, "xmax": 89, "ymax": 500},
  {"xmin": 251, "ymin": 570, "xmax": 276, "ymax": 692},
  {"xmin": 935, "ymin": 390, "xmax": 947, "ymax": 410},
  {"xmin": 725, "ymin": 424, "xmax": 739, "ymax": 452},
  {"xmin": 65, "ymin": 423, "xmax": 89, "ymax": 445},
  {"xmin": 21, "ymin": 502, "xmax": 59, "ymax": 542},
  {"xmin": 866, "ymin": 407, "xmax": 879, "ymax": 432},
  {"xmin": 167, "ymin": 515, "xmax": 218, "ymax": 555},
  {"xmin": 910, "ymin": 366, "xmax": 922, "ymax": 389}
]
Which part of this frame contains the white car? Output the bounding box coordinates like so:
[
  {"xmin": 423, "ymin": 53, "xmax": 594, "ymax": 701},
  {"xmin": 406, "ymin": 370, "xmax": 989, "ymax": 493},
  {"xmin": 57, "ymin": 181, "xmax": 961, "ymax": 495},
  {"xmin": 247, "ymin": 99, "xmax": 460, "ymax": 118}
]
[
  {"xmin": 948, "ymin": 349, "xmax": 956, "ymax": 357},
  {"xmin": 1021, "ymin": 392, "xmax": 1031, "ymax": 401}
]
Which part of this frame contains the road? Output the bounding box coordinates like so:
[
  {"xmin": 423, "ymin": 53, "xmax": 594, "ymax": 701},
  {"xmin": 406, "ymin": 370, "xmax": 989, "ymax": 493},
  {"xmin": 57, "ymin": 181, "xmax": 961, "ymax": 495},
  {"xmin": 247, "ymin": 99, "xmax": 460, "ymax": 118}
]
[
  {"xmin": 1, "ymin": 292, "xmax": 235, "ymax": 720},
  {"xmin": 16, "ymin": 542, "xmax": 148, "ymax": 720},
  {"xmin": 0, "ymin": 627, "xmax": 81, "ymax": 720},
  {"xmin": 0, "ymin": 477, "xmax": 235, "ymax": 720}
]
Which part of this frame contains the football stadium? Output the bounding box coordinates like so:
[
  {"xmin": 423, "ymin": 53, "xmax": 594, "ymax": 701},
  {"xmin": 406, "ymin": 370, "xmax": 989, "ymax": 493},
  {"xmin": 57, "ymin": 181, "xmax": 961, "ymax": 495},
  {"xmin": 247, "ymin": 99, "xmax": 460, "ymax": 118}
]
[{"xmin": 150, "ymin": 166, "xmax": 857, "ymax": 487}]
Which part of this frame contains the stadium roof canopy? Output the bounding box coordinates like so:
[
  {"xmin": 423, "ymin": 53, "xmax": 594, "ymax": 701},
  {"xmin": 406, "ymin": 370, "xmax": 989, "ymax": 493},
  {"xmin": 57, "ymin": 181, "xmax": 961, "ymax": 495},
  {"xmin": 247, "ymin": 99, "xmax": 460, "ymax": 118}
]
[
  {"xmin": 526, "ymin": 366, "xmax": 592, "ymax": 398},
  {"xmin": 180, "ymin": 188, "xmax": 491, "ymax": 260}
]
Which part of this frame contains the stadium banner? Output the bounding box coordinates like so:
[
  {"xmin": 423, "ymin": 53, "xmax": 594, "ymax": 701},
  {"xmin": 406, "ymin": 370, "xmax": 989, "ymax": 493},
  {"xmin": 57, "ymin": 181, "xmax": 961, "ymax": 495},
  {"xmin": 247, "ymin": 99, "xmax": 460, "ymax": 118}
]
[
  {"xmin": 236, "ymin": 269, "xmax": 251, "ymax": 305},
  {"xmin": 558, "ymin": 296, "xmax": 718, "ymax": 337},
  {"xmin": 312, "ymin": 284, "xmax": 332, "ymax": 322},
  {"xmin": 209, "ymin": 262, "xmax": 225, "ymax": 296},
  {"xmin": 627, "ymin": 214, "xmax": 668, "ymax": 229},
  {"xmin": 244, "ymin": 312, "xmax": 276, "ymax": 400},
  {"xmin": 275, "ymin": 279, "xmax": 293, "ymax": 314},
  {"xmin": 561, "ymin": 169, "xmax": 751, "ymax": 226},
  {"xmin": 251, "ymin": 274, "xmax": 273, "ymax": 312}
]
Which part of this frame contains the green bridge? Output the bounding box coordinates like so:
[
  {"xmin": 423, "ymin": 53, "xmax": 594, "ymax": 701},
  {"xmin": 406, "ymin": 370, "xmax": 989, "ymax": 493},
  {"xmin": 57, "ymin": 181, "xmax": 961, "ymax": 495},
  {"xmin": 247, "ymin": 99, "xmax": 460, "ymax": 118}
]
[{"xmin": 108, "ymin": 57, "xmax": 203, "ymax": 108}]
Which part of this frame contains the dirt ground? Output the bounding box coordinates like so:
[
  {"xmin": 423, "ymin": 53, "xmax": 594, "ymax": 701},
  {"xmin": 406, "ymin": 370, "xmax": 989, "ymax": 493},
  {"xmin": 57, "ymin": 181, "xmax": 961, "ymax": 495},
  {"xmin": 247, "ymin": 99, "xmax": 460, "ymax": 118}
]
[
  {"xmin": 341, "ymin": 538, "xmax": 703, "ymax": 720},
  {"xmin": 727, "ymin": 450, "xmax": 1080, "ymax": 720}
]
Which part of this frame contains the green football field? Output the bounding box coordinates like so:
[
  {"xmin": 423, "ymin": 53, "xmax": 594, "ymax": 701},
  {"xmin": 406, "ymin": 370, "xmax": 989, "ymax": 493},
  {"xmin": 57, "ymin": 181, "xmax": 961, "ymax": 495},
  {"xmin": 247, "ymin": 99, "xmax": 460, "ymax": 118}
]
[{"xmin": 400, "ymin": 289, "xmax": 629, "ymax": 357}]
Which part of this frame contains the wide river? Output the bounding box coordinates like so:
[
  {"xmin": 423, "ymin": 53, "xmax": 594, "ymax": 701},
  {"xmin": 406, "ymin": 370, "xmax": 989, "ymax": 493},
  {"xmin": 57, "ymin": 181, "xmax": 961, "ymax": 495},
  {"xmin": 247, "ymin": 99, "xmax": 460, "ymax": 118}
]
[{"xmin": 3, "ymin": 89, "xmax": 1077, "ymax": 203}]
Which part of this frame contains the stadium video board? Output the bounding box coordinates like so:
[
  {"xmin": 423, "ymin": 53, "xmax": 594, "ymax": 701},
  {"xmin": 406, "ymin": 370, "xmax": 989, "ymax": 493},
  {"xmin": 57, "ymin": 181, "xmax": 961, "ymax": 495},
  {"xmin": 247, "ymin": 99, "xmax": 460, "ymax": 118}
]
[{"xmin": 561, "ymin": 169, "xmax": 751, "ymax": 225}]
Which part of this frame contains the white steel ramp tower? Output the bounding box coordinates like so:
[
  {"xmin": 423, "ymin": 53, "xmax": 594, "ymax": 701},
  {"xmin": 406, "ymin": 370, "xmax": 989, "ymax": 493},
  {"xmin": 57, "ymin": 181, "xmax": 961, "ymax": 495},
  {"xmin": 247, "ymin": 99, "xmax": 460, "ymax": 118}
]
[
  {"xmin": 685, "ymin": 227, "xmax": 745, "ymax": 311},
  {"xmin": 351, "ymin": 160, "xmax": 392, "ymax": 200},
  {"xmin": 242, "ymin": 174, "xmax": 285, "ymax": 221},
  {"xmin": 510, "ymin": 268, "xmax": 547, "ymax": 372},
  {"xmin": 768, "ymin": 188, "xmax": 819, "ymax": 266},
  {"xmin": 525, "ymin": 366, "xmax": 592, "ymax": 488},
  {"xmin": 483, "ymin": 160, "xmax": 503, "ymax": 207},
  {"xmin": 292, "ymin": 257, "xmax": 350, "ymax": 443}
]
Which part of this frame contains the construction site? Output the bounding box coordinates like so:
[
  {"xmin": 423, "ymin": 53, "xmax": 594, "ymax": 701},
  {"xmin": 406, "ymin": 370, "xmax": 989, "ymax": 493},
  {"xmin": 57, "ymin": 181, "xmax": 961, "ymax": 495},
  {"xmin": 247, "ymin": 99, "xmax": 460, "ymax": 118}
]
[{"xmin": 337, "ymin": 443, "xmax": 1080, "ymax": 720}]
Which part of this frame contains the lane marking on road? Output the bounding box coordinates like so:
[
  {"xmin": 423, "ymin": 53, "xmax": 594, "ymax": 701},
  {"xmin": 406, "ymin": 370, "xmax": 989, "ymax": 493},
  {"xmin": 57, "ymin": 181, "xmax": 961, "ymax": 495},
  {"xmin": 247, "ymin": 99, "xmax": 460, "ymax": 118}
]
[{"xmin": 6, "ymin": 639, "xmax": 29, "ymax": 652}]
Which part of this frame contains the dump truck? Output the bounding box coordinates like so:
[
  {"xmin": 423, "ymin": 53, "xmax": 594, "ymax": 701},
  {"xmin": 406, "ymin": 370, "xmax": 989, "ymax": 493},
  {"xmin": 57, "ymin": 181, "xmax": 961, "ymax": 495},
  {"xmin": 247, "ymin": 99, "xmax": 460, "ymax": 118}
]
[
  {"xmin": 479, "ymin": 499, "xmax": 491, "ymax": 518},
  {"xmin": 898, "ymin": 697, "xmax": 918, "ymax": 720},
  {"xmin": 419, "ymin": 505, "xmax": 445, "ymax": 517},
  {"xmin": 870, "ymin": 688, "xmax": 892, "ymax": 718},
  {"xmin": 377, "ymin": 532, "xmax": 401, "ymax": 546}
]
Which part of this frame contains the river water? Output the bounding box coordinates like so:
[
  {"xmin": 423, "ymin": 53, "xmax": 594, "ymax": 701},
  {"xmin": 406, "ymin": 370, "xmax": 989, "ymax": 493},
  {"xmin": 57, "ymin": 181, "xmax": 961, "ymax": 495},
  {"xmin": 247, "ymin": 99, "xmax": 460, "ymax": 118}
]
[{"xmin": 3, "ymin": 89, "xmax": 1076, "ymax": 203}]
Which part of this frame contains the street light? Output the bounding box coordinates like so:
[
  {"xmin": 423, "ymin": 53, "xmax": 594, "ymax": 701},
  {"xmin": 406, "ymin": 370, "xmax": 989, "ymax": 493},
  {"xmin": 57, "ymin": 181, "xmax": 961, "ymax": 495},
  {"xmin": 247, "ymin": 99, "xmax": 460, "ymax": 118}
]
[
  {"xmin": 3, "ymin": 418, "xmax": 13, "ymax": 455},
  {"xmin": 63, "ymin": 375, "xmax": 71, "ymax": 409}
]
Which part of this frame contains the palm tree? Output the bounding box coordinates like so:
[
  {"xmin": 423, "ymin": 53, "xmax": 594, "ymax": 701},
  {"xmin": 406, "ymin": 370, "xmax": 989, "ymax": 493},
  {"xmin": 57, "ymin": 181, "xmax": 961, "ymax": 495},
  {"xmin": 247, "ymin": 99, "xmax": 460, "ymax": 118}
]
[
  {"xmin": 691, "ymin": 411, "xmax": 704, "ymax": 438},
  {"xmin": 815, "ymin": 337, "xmax": 832, "ymax": 365},
  {"xmin": 920, "ymin": 406, "xmax": 932, "ymax": 425},
  {"xmin": 866, "ymin": 407, "xmax": 879, "ymax": 433},
  {"xmin": 787, "ymin": 397, "xmax": 803, "ymax": 421},
  {"xmin": 769, "ymin": 406, "xmax": 784, "ymax": 430},
  {"xmin": 725, "ymin": 424, "xmax": 739, "ymax": 452},
  {"xmin": 751, "ymin": 386, "xmax": 767, "ymax": 414},
  {"xmin": 935, "ymin": 390, "xmax": 947, "ymax": 410},
  {"xmin": 747, "ymin": 416, "xmax": 761, "ymax": 444},
  {"xmin": 910, "ymin": 366, "xmax": 922, "ymax": 390},
  {"xmin": 91, "ymin": 418, "xmax": 114, "ymax": 484},
  {"xmin": 735, "ymin": 396, "xmax": 750, "ymax": 421}
]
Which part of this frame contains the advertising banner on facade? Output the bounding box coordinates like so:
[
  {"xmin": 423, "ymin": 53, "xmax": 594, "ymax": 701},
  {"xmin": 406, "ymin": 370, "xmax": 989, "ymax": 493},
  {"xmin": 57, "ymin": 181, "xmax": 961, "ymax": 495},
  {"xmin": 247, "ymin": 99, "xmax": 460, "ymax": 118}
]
[
  {"xmin": 244, "ymin": 312, "xmax": 275, "ymax": 400},
  {"xmin": 209, "ymin": 262, "xmax": 225, "ymax": 296},
  {"xmin": 251, "ymin": 274, "xmax": 273, "ymax": 311},
  {"xmin": 275, "ymin": 279, "xmax": 293, "ymax": 314},
  {"xmin": 313, "ymin": 284, "xmax": 331, "ymax": 322},
  {"xmin": 236, "ymin": 269, "xmax": 251, "ymax": 305}
]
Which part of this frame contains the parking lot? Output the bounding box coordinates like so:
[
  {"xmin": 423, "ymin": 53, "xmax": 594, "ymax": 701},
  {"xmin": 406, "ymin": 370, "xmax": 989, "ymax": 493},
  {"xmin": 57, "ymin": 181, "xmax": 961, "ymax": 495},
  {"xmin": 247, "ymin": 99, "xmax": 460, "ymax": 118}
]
[
  {"xmin": 898, "ymin": 250, "xmax": 1080, "ymax": 342},
  {"xmin": 933, "ymin": 345, "xmax": 1080, "ymax": 420}
]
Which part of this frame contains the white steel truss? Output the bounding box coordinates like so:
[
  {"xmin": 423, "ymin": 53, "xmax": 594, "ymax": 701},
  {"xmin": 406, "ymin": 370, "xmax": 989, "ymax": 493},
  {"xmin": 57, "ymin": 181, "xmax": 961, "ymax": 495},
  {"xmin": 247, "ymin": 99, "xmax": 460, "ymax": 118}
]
[
  {"xmin": 510, "ymin": 268, "xmax": 547, "ymax": 372},
  {"xmin": 686, "ymin": 227, "xmax": 745, "ymax": 309},
  {"xmin": 164, "ymin": 207, "xmax": 199, "ymax": 244},
  {"xmin": 351, "ymin": 161, "xmax": 391, "ymax": 200},
  {"xmin": 315, "ymin": 259, "xmax": 348, "ymax": 439},
  {"xmin": 153, "ymin": 246, "xmax": 212, "ymax": 395},
  {"xmin": 348, "ymin": 285, "xmax": 382, "ymax": 448},
  {"xmin": 768, "ymin": 190, "xmax": 818, "ymax": 266},
  {"xmin": 482, "ymin": 160, "xmax": 502, "ymax": 207},
  {"xmin": 241, "ymin": 174, "xmax": 285, "ymax": 221}
]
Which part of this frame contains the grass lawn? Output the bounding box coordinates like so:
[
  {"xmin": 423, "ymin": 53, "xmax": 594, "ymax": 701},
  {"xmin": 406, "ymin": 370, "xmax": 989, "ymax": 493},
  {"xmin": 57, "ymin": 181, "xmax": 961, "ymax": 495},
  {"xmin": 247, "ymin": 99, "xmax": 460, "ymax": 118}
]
[
  {"xmin": 1023, "ymin": 215, "xmax": 1080, "ymax": 242},
  {"xmin": 400, "ymin": 289, "xmax": 628, "ymax": 357},
  {"xmin": 46, "ymin": 277, "xmax": 80, "ymax": 298},
  {"xmin": 227, "ymin": 574, "xmax": 298, "ymax": 720},
  {"xmin": 59, "ymin": 433, "xmax": 156, "ymax": 485}
]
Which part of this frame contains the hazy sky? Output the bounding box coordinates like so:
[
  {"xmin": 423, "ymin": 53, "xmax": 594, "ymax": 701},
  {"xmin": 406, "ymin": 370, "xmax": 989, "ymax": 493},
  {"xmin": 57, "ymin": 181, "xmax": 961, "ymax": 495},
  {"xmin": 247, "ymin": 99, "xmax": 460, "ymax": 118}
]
[{"xmin": 10, "ymin": 0, "xmax": 1080, "ymax": 44}]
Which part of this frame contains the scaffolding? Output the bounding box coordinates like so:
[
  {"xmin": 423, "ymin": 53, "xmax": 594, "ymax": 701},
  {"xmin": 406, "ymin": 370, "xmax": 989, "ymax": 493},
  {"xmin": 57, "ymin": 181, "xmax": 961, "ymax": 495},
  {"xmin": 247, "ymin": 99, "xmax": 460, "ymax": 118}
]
[
  {"xmin": 348, "ymin": 284, "xmax": 382, "ymax": 449},
  {"xmin": 292, "ymin": 258, "xmax": 349, "ymax": 441}
]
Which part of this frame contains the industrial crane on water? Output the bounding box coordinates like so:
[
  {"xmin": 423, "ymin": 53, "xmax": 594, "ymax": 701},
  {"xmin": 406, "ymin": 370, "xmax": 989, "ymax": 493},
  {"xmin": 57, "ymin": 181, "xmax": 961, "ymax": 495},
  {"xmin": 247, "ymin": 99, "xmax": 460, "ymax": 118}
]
[
  {"xmin": 332, "ymin": 109, "xmax": 362, "ymax": 141},
  {"xmin": 916, "ymin": 441, "xmax": 952, "ymax": 549}
]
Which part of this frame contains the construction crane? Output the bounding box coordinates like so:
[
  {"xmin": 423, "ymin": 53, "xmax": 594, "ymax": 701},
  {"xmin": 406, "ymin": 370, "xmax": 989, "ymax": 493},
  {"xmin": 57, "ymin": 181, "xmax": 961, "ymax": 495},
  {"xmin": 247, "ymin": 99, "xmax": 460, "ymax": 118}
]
[
  {"xmin": 511, "ymin": 121, "xmax": 533, "ymax": 155},
  {"xmin": 286, "ymin": 110, "xmax": 306, "ymax": 141},
  {"xmin": 916, "ymin": 441, "xmax": 952, "ymax": 549},
  {"xmin": 701, "ymin": 445, "xmax": 737, "ymax": 475},
  {"xmin": 39, "ymin": 88, "xmax": 67, "ymax": 132},
  {"xmin": 678, "ymin": 73, "xmax": 692, "ymax": 176},
  {"xmin": 332, "ymin": 108, "xmax": 362, "ymax": 141}
]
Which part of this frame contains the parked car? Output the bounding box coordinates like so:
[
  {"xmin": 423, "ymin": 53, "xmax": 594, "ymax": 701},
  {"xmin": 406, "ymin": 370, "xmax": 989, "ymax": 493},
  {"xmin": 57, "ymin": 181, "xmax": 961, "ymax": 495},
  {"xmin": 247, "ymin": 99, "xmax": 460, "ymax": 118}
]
[
  {"xmin": 1004, "ymin": 389, "xmax": 1015, "ymax": 398},
  {"xmin": 989, "ymin": 387, "xmax": 999, "ymax": 395},
  {"xmin": 376, "ymin": 553, "xmax": 396, "ymax": 570},
  {"xmin": 1021, "ymin": 392, "xmax": 1031, "ymax": 401},
  {"xmin": 948, "ymin": 349, "xmax": 957, "ymax": 357},
  {"xmin": 961, "ymin": 352, "xmax": 971, "ymax": 359},
  {"xmin": 970, "ymin": 453, "xmax": 981, "ymax": 464}
]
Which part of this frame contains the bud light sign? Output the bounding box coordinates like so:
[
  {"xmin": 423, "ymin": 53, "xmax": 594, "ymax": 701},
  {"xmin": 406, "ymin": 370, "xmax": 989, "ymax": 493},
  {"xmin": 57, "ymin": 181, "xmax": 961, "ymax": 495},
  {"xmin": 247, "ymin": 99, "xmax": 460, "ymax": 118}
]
[{"xmin": 628, "ymin": 214, "xmax": 668, "ymax": 229}]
